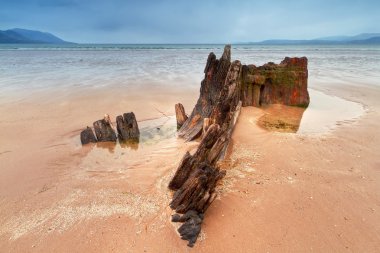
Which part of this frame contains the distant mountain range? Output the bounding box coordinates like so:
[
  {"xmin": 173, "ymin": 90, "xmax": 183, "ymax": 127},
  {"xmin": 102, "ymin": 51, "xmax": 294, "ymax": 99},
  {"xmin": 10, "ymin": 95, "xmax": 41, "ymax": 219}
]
[
  {"xmin": 247, "ymin": 33, "xmax": 380, "ymax": 45},
  {"xmin": 0, "ymin": 28, "xmax": 71, "ymax": 44},
  {"xmin": 1, "ymin": 29, "xmax": 379, "ymax": 45}
]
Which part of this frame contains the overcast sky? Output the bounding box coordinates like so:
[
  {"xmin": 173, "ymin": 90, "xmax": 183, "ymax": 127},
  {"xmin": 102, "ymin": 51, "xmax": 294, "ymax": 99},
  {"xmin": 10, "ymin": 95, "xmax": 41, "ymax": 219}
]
[{"xmin": 0, "ymin": 0, "xmax": 379, "ymax": 43}]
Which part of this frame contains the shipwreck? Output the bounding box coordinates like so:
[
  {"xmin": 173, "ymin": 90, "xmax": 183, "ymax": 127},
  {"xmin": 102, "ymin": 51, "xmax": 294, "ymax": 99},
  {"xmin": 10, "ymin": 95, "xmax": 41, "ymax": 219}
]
[{"xmin": 170, "ymin": 44, "xmax": 309, "ymax": 247}]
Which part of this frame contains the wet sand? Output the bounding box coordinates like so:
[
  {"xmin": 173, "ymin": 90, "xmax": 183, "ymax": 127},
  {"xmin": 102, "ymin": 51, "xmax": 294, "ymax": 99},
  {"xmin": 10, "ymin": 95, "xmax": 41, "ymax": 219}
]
[{"xmin": 1, "ymin": 80, "xmax": 380, "ymax": 252}]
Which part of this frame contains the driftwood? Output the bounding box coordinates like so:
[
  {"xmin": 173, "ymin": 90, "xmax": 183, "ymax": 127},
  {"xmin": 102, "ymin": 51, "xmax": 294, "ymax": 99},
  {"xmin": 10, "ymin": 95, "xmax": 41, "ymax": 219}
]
[
  {"xmin": 80, "ymin": 126, "xmax": 97, "ymax": 144},
  {"xmin": 172, "ymin": 210, "xmax": 204, "ymax": 247},
  {"xmin": 169, "ymin": 124, "xmax": 224, "ymax": 191},
  {"xmin": 170, "ymin": 127, "xmax": 227, "ymax": 247},
  {"xmin": 169, "ymin": 45, "xmax": 243, "ymax": 247},
  {"xmin": 103, "ymin": 113, "xmax": 113, "ymax": 126},
  {"xmin": 175, "ymin": 103, "xmax": 188, "ymax": 129},
  {"xmin": 202, "ymin": 118, "xmax": 211, "ymax": 137},
  {"xmin": 177, "ymin": 45, "xmax": 233, "ymax": 141},
  {"xmin": 93, "ymin": 116, "xmax": 117, "ymax": 142},
  {"xmin": 170, "ymin": 159, "xmax": 226, "ymax": 214},
  {"xmin": 116, "ymin": 112, "xmax": 140, "ymax": 141},
  {"xmin": 80, "ymin": 113, "xmax": 140, "ymax": 145},
  {"xmin": 169, "ymin": 54, "xmax": 242, "ymax": 191},
  {"xmin": 170, "ymin": 44, "xmax": 309, "ymax": 246},
  {"xmin": 177, "ymin": 46, "xmax": 309, "ymax": 142}
]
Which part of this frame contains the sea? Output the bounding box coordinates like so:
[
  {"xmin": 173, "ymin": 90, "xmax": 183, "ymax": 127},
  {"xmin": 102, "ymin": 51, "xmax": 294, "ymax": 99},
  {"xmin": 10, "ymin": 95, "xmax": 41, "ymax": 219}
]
[
  {"xmin": 0, "ymin": 43, "xmax": 379, "ymax": 134},
  {"xmin": 1, "ymin": 44, "xmax": 379, "ymax": 92}
]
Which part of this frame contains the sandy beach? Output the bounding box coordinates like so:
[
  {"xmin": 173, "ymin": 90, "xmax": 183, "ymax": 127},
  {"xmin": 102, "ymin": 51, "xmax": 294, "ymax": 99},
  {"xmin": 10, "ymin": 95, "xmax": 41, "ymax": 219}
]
[
  {"xmin": 1, "ymin": 76, "xmax": 379, "ymax": 252},
  {"xmin": 0, "ymin": 43, "xmax": 380, "ymax": 253},
  {"xmin": 1, "ymin": 0, "xmax": 380, "ymax": 250}
]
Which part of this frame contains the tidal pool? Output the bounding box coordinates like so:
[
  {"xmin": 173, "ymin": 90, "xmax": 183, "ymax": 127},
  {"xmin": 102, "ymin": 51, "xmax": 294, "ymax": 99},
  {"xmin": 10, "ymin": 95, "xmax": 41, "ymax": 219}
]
[{"xmin": 258, "ymin": 89, "xmax": 365, "ymax": 135}]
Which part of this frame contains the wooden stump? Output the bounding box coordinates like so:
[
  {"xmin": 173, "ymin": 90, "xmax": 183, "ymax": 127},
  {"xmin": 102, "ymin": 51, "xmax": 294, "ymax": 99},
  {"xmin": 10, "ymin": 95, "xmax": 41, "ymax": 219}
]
[
  {"xmin": 116, "ymin": 112, "xmax": 140, "ymax": 141},
  {"xmin": 80, "ymin": 126, "xmax": 97, "ymax": 144},
  {"xmin": 81, "ymin": 112, "xmax": 140, "ymax": 144},
  {"xmin": 93, "ymin": 115, "xmax": 117, "ymax": 142}
]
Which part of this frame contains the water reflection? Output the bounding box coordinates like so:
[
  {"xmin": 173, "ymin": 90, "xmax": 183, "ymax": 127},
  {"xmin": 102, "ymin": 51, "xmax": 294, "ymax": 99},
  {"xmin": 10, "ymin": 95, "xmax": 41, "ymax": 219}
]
[
  {"xmin": 258, "ymin": 89, "xmax": 365, "ymax": 134},
  {"xmin": 90, "ymin": 89, "xmax": 365, "ymax": 153},
  {"xmin": 119, "ymin": 140, "xmax": 139, "ymax": 150},
  {"xmin": 96, "ymin": 142, "xmax": 117, "ymax": 153},
  {"xmin": 257, "ymin": 104, "xmax": 306, "ymax": 133}
]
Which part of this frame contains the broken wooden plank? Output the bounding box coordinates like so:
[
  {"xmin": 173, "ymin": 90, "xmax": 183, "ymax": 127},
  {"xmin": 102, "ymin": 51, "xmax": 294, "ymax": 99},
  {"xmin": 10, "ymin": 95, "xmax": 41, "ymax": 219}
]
[
  {"xmin": 175, "ymin": 103, "xmax": 188, "ymax": 129},
  {"xmin": 168, "ymin": 124, "xmax": 222, "ymax": 191},
  {"xmin": 177, "ymin": 45, "xmax": 233, "ymax": 141}
]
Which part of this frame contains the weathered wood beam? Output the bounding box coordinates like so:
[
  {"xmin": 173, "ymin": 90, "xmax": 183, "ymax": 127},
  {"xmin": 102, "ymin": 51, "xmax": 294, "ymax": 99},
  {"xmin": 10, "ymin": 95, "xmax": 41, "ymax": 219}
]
[
  {"xmin": 170, "ymin": 43, "xmax": 309, "ymax": 246},
  {"xmin": 175, "ymin": 103, "xmax": 188, "ymax": 129},
  {"xmin": 80, "ymin": 126, "xmax": 97, "ymax": 144},
  {"xmin": 169, "ymin": 45, "xmax": 243, "ymax": 247},
  {"xmin": 116, "ymin": 112, "xmax": 140, "ymax": 141},
  {"xmin": 93, "ymin": 115, "xmax": 117, "ymax": 142}
]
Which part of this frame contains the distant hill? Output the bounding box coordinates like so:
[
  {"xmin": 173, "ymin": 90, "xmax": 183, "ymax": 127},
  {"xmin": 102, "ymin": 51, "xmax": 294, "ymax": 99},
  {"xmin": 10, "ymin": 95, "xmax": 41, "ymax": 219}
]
[
  {"xmin": 246, "ymin": 33, "xmax": 380, "ymax": 45},
  {"xmin": 316, "ymin": 33, "xmax": 380, "ymax": 41},
  {"xmin": 0, "ymin": 28, "xmax": 72, "ymax": 44},
  {"xmin": 360, "ymin": 36, "xmax": 380, "ymax": 43}
]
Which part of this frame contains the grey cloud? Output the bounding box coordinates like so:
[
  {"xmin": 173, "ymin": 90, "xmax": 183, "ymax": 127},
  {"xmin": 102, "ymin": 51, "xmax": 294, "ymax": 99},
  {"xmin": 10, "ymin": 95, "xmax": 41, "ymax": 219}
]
[{"xmin": 0, "ymin": 0, "xmax": 379, "ymax": 43}]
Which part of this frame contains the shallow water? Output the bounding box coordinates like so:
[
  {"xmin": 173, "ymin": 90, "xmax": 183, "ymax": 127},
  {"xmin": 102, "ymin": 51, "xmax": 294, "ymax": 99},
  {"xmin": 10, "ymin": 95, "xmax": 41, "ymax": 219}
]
[
  {"xmin": 298, "ymin": 89, "xmax": 364, "ymax": 134},
  {"xmin": 76, "ymin": 116, "xmax": 178, "ymax": 163},
  {"xmin": 82, "ymin": 88, "xmax": 365, "ymax": 175},
  {"xmin": 1, "ymin": 44, "xmax": 376, "ymax": 133},
  {"xmin": 80, "ymin": 116, "xmax": 178, "ymax": 152},
  {"xmin": 258, "ymin": 89, "xmax": 365, "ymax": 135},
  {"xmin": 74, "ymin": 116, "xmax": 196, "ymax": 191},
  {"xmin": 1, "ymin": 44, "xmax": 379, "ymax": 102}
]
